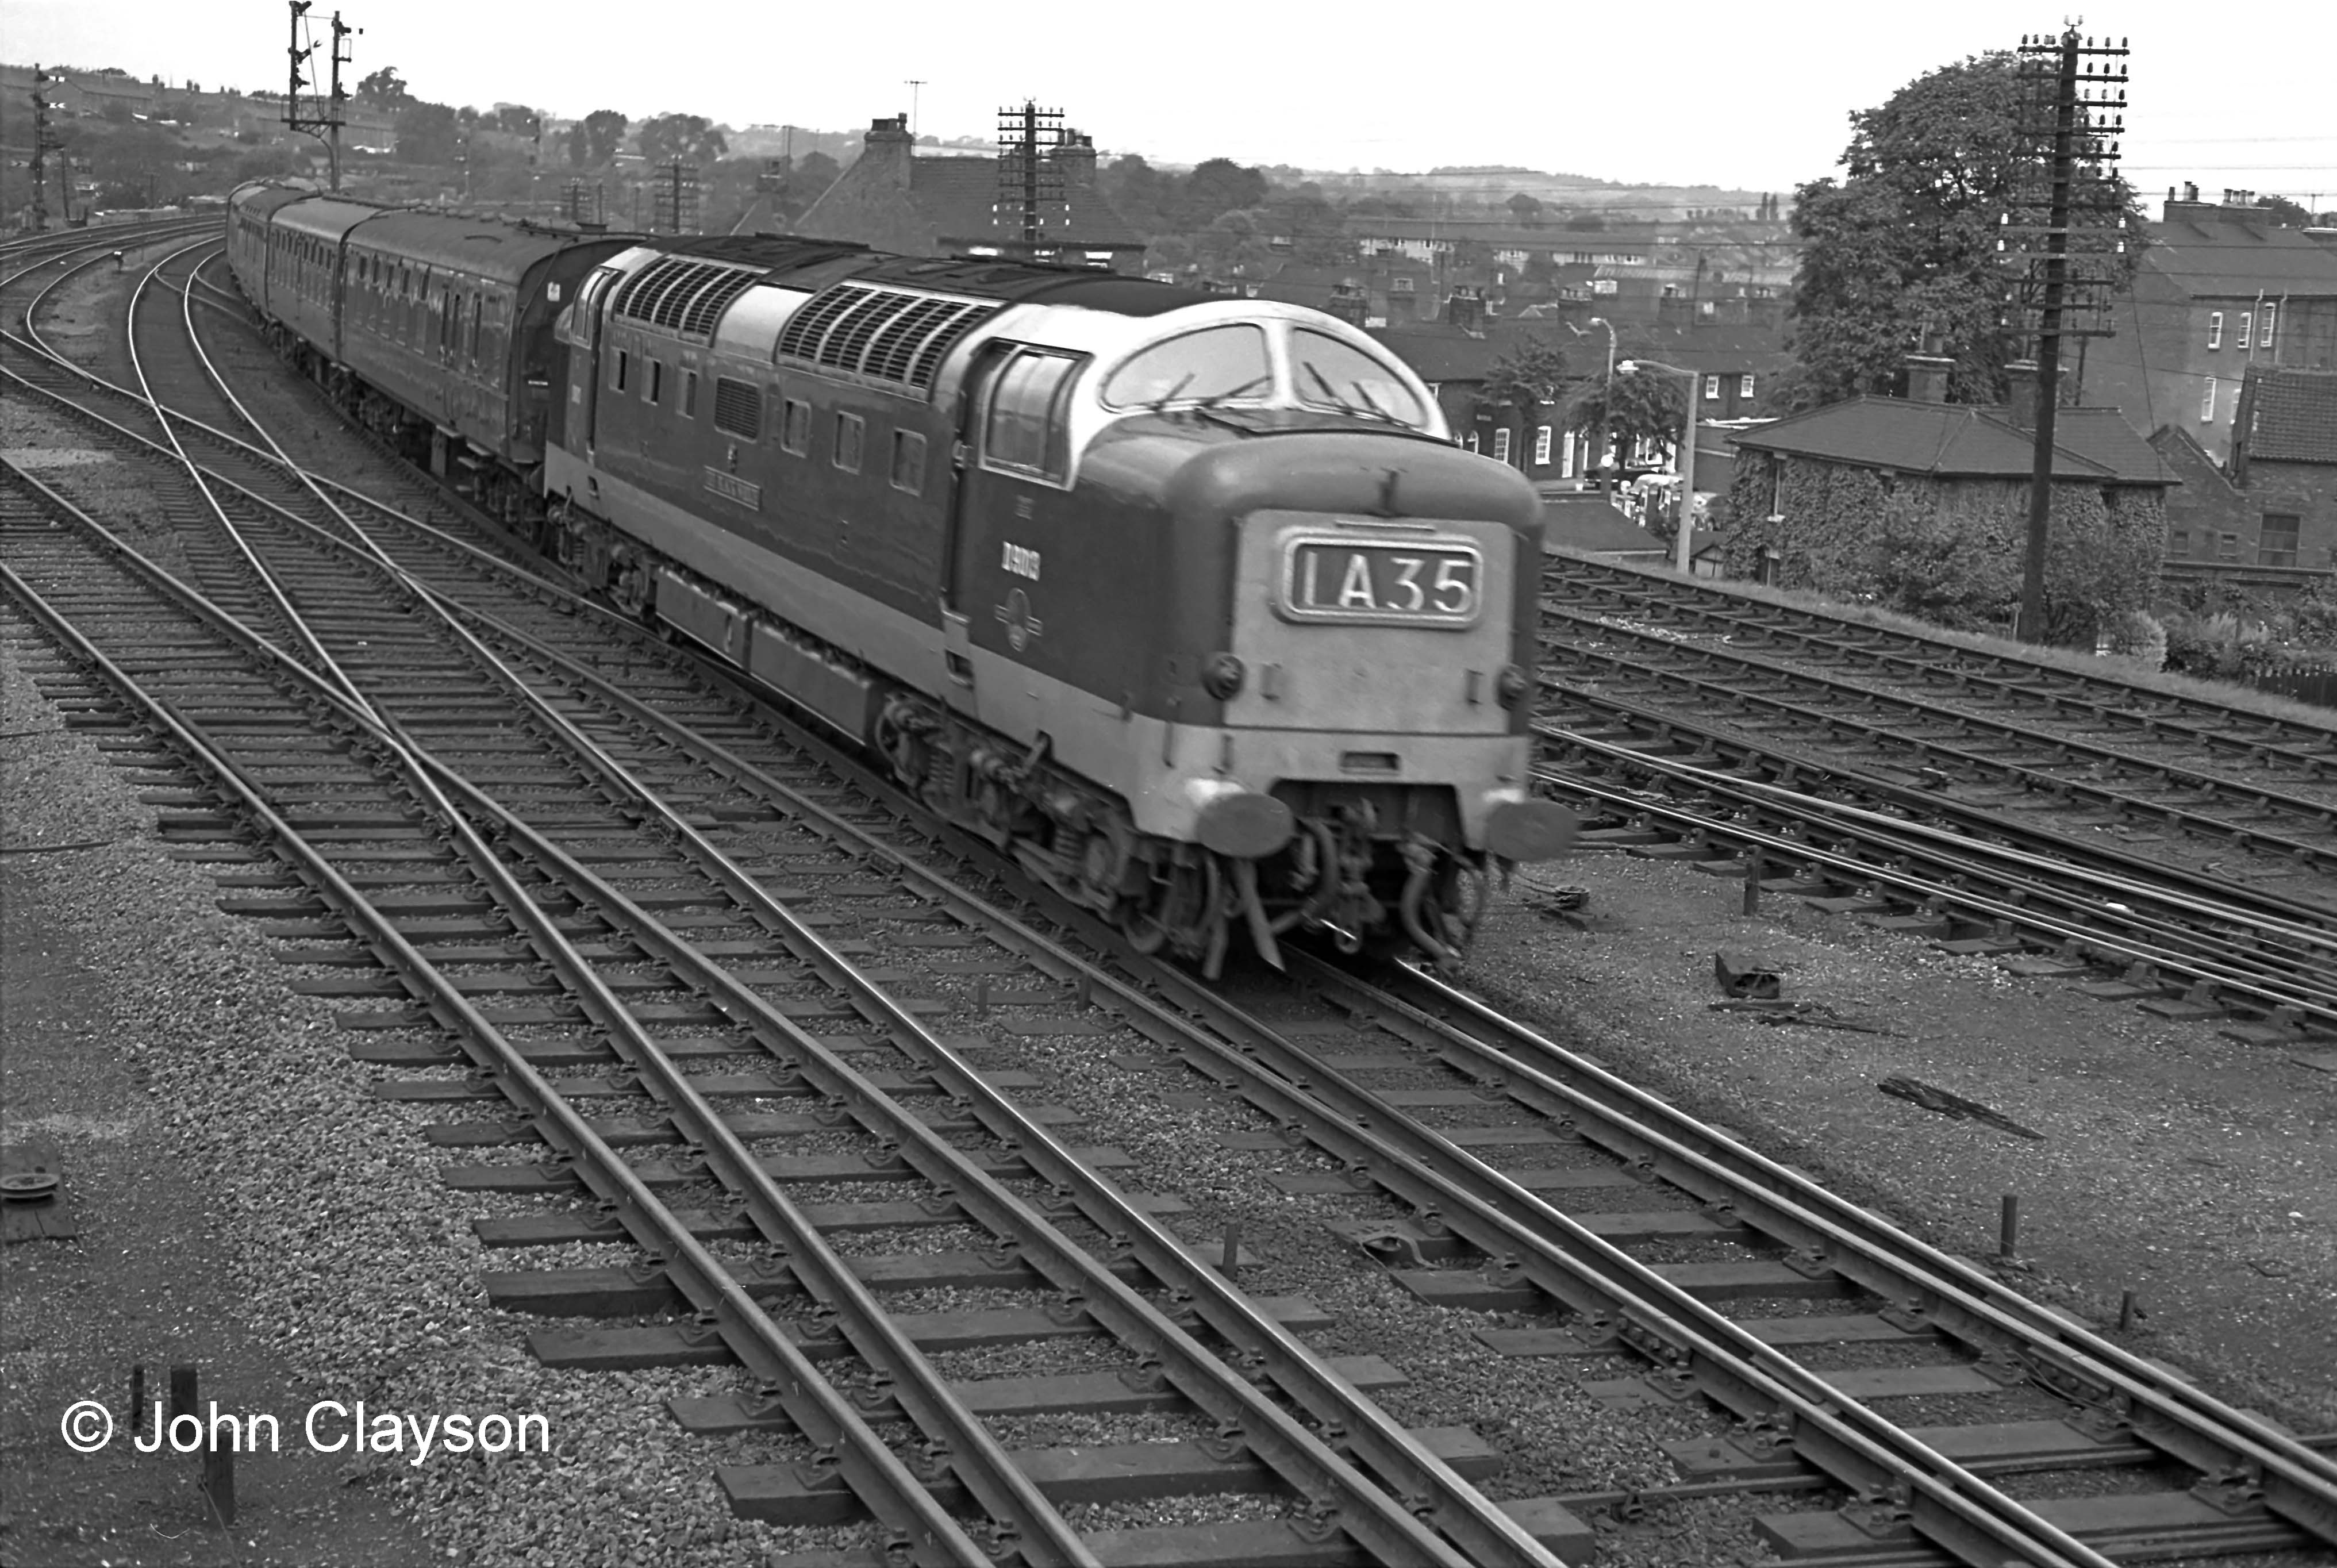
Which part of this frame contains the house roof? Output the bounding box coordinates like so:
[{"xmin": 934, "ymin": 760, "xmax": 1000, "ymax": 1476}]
[
  {"xmin": 2241, "ymin": 367, "xmax": 2337, "ymax": 463},
  {"xmin": 1541, "ymin": 497, "xmax": 1667, "ymax": 555},
  {"xmin": 1616, "ymin": 322, "xmax": 1793, "ymax": 376},
  {"xmin": 1733, "ymin": 396, "xmax": 2174, "ymax": 485},
  {"xmin": 909, "ymin": 157, "xmax": 1143, "ymax": 249},
  {"xmin": 1369, "ymin": 324, "xmax": 1499, "ymax": 382},
  {"xmin": 2139, "ymin": 218, "xmax": 2337, "ymax": 299}
]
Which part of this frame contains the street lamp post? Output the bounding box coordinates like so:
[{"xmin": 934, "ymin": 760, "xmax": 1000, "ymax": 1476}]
[
  {"xmin": 1588, "ymin": 316, "xmax": 1617, "ymax": 499},
  {"xmin": 1619, "ymin": 357, "xmax": 1702, "ymax": 574}
]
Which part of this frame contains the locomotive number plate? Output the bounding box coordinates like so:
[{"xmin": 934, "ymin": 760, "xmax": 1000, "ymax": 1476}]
[{"xmin": 1278, "ymin": 536, "xmax": 1482, "ymax": 627}]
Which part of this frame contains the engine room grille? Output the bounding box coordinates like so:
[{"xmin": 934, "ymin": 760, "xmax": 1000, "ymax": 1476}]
[
  {"xmin": 713, "ymin": 376, "xmax": 761, "ymax": 440},
  {"xmin": 612, "ymin": 257, "xmax": 763, "ymax": 339},
  {"xmin": 775, "ymin": 281, "xmax": 996, "ymax": 394}
]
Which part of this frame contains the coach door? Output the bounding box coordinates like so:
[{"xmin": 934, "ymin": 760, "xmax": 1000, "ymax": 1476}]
[{"xmin": 941, "ymin": 343, "xmax": 1082, "ymax": 728}]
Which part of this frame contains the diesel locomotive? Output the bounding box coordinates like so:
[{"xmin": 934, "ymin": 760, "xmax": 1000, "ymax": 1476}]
[{"xmin": 225, "ymin": 179, "xmax": 1574, "ymax": 971}]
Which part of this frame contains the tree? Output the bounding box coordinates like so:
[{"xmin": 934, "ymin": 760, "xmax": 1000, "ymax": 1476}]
[
  {"xmin": 566, "ymin": 109, "xmax": 628, "ymax": 168},
  {"xmin": 1565, "ymin": 368, "xmax": 1689, "ymax": 470},
  {"xmin": 355, "ymin": 66, "xmax": 410, "ymax": 108},
  {"xmin": 1191, "ymin": 209, "xmax": 1277, "ymax": 283},
  {"xmin": 394, "ymin": 101, "xmax": 458, "ymax": 166},
  {"xmin": 1784, "ymin": 53, "xmax": 2146, "ymax": 411},
  {"xmin": 637, "ymin": 113, "xmax": 726, "ymax": 168},
  {"xmin": 1178, "ymin": 157, "xmax": 1269, "ymax": 228},
  {"xmin": 494, "ymin": 105, "xmax": 541, "ymax": 137},
  {"xmin": 1563, "ymin": 210, "xmax": 1607, "ymax": 231},
  {"xmin": 1506, "ymin": 193, "xmax": 1544, "ymax": 228},
  {"xmin": 1101, "ymin": 154, "xmax": 1170, "ymax": 236},
  {"xmin": 1477, "ymin": 335, "xmax": 1570, "ymax": 471}
]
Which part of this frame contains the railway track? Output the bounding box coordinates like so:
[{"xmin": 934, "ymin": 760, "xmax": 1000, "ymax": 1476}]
[
  {"xmin": 3, "ymin": 238, "xmax": 2333, "ymax": 1563},
  {"xmin": 1530, "ymin": 555, "xmax": 2337, "ymax": 1037}
]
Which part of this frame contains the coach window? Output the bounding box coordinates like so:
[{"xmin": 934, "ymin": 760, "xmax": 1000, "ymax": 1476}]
[
  {"xmin": 985, "ymin": 348, "xmax": 1083, "ymax": 481},
  {"xmin": 779, "ymin": 397, "xmax": 810, "ymax": 456},
  {"xmin": 469, "ymin": 295, "xmax": 482, "ymax": 361},
  {"xmin": 890, "ymin": 431, "xmax": 927, "ymax": 494},
  {"xmin": 833, "ymin": 412, "xmax": 866, "ymax": 474},
  {"xmin": 1101, "ymin": 326, "xmax": 1266, "ymax": 409}
]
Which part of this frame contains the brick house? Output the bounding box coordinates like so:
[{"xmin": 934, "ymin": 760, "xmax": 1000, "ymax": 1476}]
[
  {"xmin": 790, "ymin": 116, "xmax": 1146, "ymax": 274},
  {"xmin": 1717, "ymin": 370, "xmax": 2173, "ymax": 617},
  {"xmin": 2228, "ymin": 367, "xmax": 2337, "ymax": 571},
  {"xmin": 2087, "ymin": 191, "xmax": 2337, "ymax": 463}
]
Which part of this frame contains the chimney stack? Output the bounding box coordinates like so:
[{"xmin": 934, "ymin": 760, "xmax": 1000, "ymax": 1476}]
[
  {"xmin": 1052, "ymin": 130, "xmax": 1097, "ymax": 189},
  {"xmin": 859, "ymin": 114, "xmax": 913, "ymax": 186},
  {"xmin": 1902, "ymin": 351, "xmax": 1954, "ymax": 404},
  {"xmin": 2001, "ymin": 359, "xmax": 2066, "ymax": 430}
]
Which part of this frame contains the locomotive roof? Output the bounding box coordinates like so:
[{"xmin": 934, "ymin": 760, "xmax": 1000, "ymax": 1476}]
[{"xmin": 654, "ymin": 233, "xmax": 1215, "ymax": 317}]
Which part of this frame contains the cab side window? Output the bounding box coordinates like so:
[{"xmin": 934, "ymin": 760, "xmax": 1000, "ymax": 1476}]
[{"xmin": 982, "ymin": 349, "xmax": 1082, "ymax": 484}]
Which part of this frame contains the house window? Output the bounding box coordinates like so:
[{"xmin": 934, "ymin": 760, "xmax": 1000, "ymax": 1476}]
[
  {"xmin": 1740, "ymin": 374, "xmax": 1756, "ymax": 399},
  {"xmin": 1465, "ymin": 431, "xmax": 1479, "ymax": 454},
  {"xmin": 2217, "ymin": 532, "xmax": 2240, "ymax": 561},
  {"xmin": 2259, "ymin": 513, "xmax": 2301, "ymax": 567},
  {"xmin": 2261, "ymin": 305, "xmax": 2277, "ymax": 350},
  {"xmin": 2238, "ymin": 312, "xmax": 2252, "ymax": 351},
  {"xmin": 1534, "ymin": 425, "xmax": 1552, "ymax": 466},
  {"xmin": 1391, "ymin": 277, "xmax": 1414, "ymax": 293},
  {"xmin": 682, "ymin": 370, "xmax": 698, "ymax": 418},
  {"xmin": 2201, "ymin": 378, "xmax": 2216, "ymax": 421},
  {"xmin": 1704, "ymin": 375, "xmax": 1721, "ymax": 401},
  {"xmin": 2207, "ymin": 312, "xmax": 2223, "ymax": 349},
  {"xmin": 1493, "ymin": 428, "xmax": 1512, "ymax": 464},
  {"xmin": 833, "ymin": 412, "xmax": 865, "ymax": 473},
  {"xmin": 713, "ymin": 377, "xmax": 760, "ymax": 440},
  {"xmin": 2167, "ymin": 529, "xmax": 2189, "ymax": 558},
  {"xmin": 890, "ymin": 431, "xmax": 928, "ymax": 493},
  {"xmin": 779, "ymin": 397, "xmax": 810, "ymax": 455}
]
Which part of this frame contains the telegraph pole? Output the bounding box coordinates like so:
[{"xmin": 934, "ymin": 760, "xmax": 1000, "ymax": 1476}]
[
  {"xmin": 2008, "ymin": 26, "xmax": 2129, "ymax": 643},
  {"xmin": 904, "ymin": 80, "xmax": 927, "ymax": 140},
  {"xmin": 994, "ymin": 99, "xmax": 1063, "ymax": 254}
]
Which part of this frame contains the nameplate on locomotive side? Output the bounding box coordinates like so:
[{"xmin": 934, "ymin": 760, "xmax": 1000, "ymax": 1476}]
[
  {"xmin": 1277, "ymin": 533, "xmax": 1482, "ymax": 627},
  {"xmin": 702, "ymin": 468, "xmax": 761, "ymax": 510}
]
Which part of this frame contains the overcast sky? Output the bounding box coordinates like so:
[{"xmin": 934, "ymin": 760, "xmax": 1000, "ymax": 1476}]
[{"xmin": 12, "ymin": 1, "xmax": 2332, "ymax": 203}]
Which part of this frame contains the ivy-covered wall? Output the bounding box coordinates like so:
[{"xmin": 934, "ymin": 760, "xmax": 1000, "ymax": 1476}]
[{"xmin": 1721, "ymin": 452, "xmax": 2166, "ymax": 643}]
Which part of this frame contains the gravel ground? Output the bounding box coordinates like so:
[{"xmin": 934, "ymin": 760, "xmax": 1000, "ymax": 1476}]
[
  {"xmin": 1464, "ymin": 851, "xmax": 2337, "ymax": 1431},
  {"xmin": 0, "ymin": 638, "xmax": 899, "ymax": 1567}
]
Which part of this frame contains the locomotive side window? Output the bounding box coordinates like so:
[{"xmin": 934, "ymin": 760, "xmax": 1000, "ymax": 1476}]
[
  {"xmin": 1290, "ymin": 329, "xmax": 1428, "ymax": 428},
  {"xmin": 984, "ymin": 349, "xmax": 1082, "ymax": 481},
  {"xmin": 833, "ymin": 413, "xmax": 866, "ymax": 474},
  {"xmin": 613, "ymin": 349, "xmax": 630, "ymax": 394},
  {"xmin": 778, "ymin": 397, "xmax": 810, "ymax": 455},
  {"xmin": 714, "ymin": 378, "xmax": 761, "ymax": 440},
  {"xmin": 890, "ymin": 431, "xmax": 927, "ymax": 494},
  {"xmin": 682, "ymin": 371, "xmax": 699, "ymax": 419},
  {"xmin": 1101, "ymin": 326, "xmax": 1269, "ymax": 409},
  {"xmin": 648, "ymin": 360, "xmax": 664, "ymax": 406}
]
